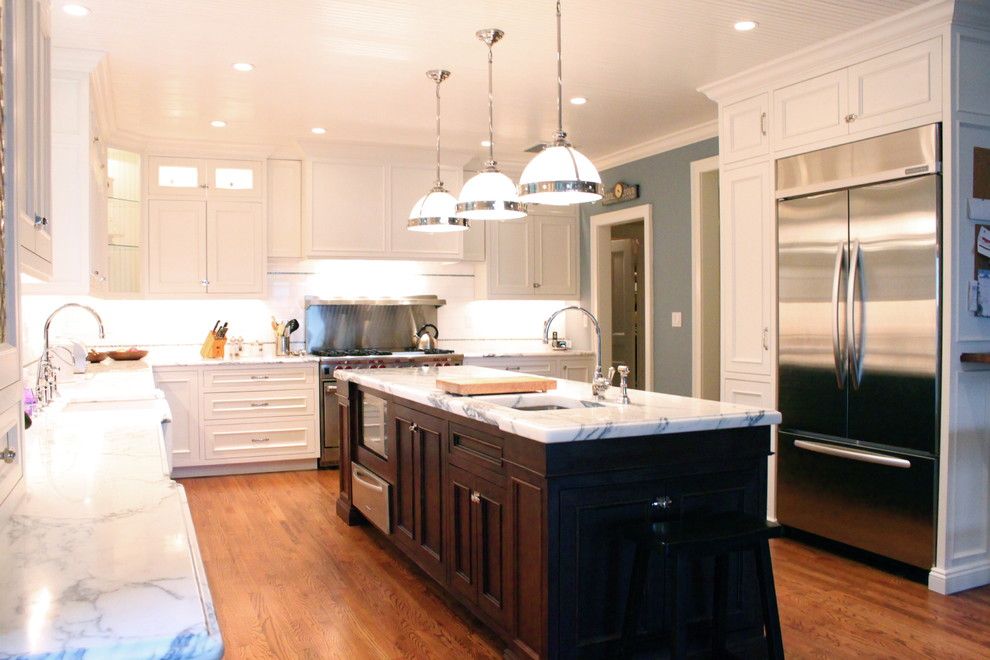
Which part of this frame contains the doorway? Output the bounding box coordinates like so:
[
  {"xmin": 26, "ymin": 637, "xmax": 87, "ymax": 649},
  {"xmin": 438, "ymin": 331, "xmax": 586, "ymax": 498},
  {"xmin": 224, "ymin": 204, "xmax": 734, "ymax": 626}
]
[
  {"xmin": 590, "ymin": 203, "xmax": 654, "ymax": 391},
  {"xmin": 691, "ymin": 156, "xmax": 720, "ymax": 400}
]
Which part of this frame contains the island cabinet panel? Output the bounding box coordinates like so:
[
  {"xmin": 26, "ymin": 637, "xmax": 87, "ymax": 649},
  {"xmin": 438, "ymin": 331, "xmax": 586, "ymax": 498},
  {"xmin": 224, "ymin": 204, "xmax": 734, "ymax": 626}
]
[
  {"xmin": 391, "ymin": 403, "xmax": 446, "ymax": 583},
  {"xmin": 507, "ymin": 470, "xmax": 547, "ymax": 659}
]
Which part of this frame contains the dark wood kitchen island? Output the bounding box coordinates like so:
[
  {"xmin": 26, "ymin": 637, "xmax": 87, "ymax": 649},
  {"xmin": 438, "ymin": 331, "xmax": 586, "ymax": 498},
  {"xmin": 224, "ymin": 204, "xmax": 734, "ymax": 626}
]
[{"xmin": 334, "ymin": 365, "xmax": 780, "ymax": 659}]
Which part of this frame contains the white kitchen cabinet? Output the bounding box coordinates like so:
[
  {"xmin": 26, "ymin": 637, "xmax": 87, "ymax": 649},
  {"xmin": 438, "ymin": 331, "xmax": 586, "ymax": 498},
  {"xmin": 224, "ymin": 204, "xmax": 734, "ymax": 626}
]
[
  {"xmin": 0, "ymin": 401, "xmax": 23, "ymax": 514},
  {"xmin": 147, "ymin": 156, "xmax": 206, "ymax": 198},
  {"xmin": 462, "ymin": 354, "xmax": 596, "ymax": 382},
  {"xmin": 461, "ymin": 218, "xmax": 485, "ymax": 261},
  {"xmin": 13, "ymin": 0, "xmax": 52, "ymax": 280},
  {"xmin": 719, "ymin": 93, "xmax": 769, "ymax": 164},
  {"xmin": 201, "ymin": 364, "xmax": 316, "ymax": 391},
  {"xmin": 207, "ymin": 159, "xmax": 263, "ymax": 201},
  {"xmin": 847, "ymin": 37, "xmax": 941, "ymax": 134},
  {"xmin": 156, "ymin": 368, "xmax": 201, "ymax": 468},
  {"xmin": 203, "ymin": 417, "xmax": 318, "ymax": 462},
  {"xmin": 388, "ymin": 164, "xmax": 463, "ymax": 260},
  {"xmin": 307, "ymin": 160, "xmax": 387, "ymax": 256},
  {"xmin": 482, "ymin": 208, "xmax": 579, "ymax": 299},
  {"xmin": 559, "ymin": 357, "xmax": 595, "ymax": 383},
  {"xmin": 720, "ymin": 162, "xmax": 773, "ymax": 379},
  {"xmin": 267, "ymin": 159, "xmax": 302, "ymax": 258},
  {"xmin": 721, "ymin": 377, "xmax": 773, "ymax": 408},
  {"xmin": 772, "ymin": 70, "xmax": 848, "ymax": 152},
  {"xmin": 205, "ymin": 201, "xmax": 264, "ymax": 294},
  {"xmin": 148, "ymin": 200, "xmax": 208, "ymax": 294}
]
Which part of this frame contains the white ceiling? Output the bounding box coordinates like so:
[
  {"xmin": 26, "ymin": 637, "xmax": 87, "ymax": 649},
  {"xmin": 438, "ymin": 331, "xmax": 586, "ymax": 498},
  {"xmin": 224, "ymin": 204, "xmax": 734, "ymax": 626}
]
[{"xmin": 52, "ymin": 0, "xmax": 927, "ymax": 162}]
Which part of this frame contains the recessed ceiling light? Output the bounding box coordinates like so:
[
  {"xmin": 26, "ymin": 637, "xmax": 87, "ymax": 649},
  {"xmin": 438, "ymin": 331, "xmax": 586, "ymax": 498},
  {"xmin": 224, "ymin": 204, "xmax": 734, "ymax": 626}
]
[
  {"xmin": 311, "ymin": 127, "xmax": 327, "ymax": 135},
  {"xmin": 480, "ymin": 140, "xmax": 492, "ymax": 147},
  {"xmin": 62, "ymin": 4, "xmax": 90, "ymax": 16},
  {"xmin": 734, "ymin": 20, "xmax": 758, "ymax": 31},
  {"xmin": 569, "ymin": 96, "xmax": 588, "ymax": 105},
  {"xmin": 232, "ymin": 62, "xmax": 254, "ymax": 72},
  {"xmin": 210, "ymin": 120, "xmax": 227, "ymax": 128}
]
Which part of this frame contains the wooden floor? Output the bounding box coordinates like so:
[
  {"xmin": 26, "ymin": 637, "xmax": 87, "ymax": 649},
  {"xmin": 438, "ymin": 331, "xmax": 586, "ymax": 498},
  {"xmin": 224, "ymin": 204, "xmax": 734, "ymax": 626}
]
[{"xmin": 182, "ymin": 469, "xmax": 990, "ymax": 659}]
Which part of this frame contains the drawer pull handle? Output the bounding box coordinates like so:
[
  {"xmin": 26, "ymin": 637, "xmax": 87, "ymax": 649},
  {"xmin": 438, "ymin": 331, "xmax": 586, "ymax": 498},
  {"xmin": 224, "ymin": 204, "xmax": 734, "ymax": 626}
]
[
  {"xmin": 794, "ymin": 439, "xmax": 911, "ymax": 469},
  {"xmin": 250, "ymin": 437, "xmax": 270, "ymax": 443},
  {"xmin": 250, "ymin": 402, "xmax": 270, "ymax": 407},
  {"xmin": 250, "ymin": 375, "xmax": 270, "ymax": 380}
]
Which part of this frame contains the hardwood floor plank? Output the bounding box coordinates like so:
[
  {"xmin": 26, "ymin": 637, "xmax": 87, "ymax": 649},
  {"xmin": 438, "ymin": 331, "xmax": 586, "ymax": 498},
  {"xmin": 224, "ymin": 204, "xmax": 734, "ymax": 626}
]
[{"xmin": 181, "ymin": 470, "xmax": 990, "ymax": 659}]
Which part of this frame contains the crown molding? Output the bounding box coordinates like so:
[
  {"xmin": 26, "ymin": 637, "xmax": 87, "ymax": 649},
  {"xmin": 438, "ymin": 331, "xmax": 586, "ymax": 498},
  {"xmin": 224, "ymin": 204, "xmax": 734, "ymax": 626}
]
[
  {"xmin": 592, "ymin": 120, "xmax": 718, "ymax": 172},
  {"xmin": 698, "ymin": 0, "xmax": 955, "ymax": 103}
]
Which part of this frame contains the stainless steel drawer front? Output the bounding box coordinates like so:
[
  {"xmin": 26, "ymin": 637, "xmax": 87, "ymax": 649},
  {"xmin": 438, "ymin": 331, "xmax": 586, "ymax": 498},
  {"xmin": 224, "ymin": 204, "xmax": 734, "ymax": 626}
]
[{"xmin": 351, "ymin": 463, "xmax": 390, "ymax": 533}]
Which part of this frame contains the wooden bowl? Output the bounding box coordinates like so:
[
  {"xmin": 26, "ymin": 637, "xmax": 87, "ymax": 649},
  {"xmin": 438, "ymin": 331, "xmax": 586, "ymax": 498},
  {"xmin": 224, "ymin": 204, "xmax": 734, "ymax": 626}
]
[
  {"xmin": 86, "ymin": 351, "xmax": 108, "ymax": 363},
  {"xmin": 107, "ymin": 349, "xmax": 148, "ymax": 361}
]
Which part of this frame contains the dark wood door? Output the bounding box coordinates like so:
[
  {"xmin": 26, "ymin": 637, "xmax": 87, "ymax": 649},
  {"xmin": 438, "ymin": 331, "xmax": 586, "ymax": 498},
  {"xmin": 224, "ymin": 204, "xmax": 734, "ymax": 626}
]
[
  {"xmin": 392, "ymin": 404, "xmax": 445, "ymax": 583},
  {"xmin": 446, "ymin": 465, "xmax": 510, "ymax": 632}
]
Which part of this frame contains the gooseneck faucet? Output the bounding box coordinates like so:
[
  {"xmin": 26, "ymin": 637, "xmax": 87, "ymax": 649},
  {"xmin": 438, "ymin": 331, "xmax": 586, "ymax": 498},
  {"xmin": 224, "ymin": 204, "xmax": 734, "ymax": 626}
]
[
  {"xmin": 35, "ymin": 303, "xmax": 106, "ymax": 406},
  {"xmin": 543, "ymin": 306, "xmax": 613, "ymax": 400}
]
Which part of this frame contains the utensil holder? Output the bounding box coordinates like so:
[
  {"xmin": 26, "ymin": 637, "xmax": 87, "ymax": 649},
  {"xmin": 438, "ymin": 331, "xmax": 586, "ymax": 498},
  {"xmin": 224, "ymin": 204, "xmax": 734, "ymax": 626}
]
[
  {"xmin": 275, "ymin": 335, "xmax": 291, "ymax": 356},
  {"xmin": 200, "ymin": 332, "xmax": 227, "ymax": 359}
]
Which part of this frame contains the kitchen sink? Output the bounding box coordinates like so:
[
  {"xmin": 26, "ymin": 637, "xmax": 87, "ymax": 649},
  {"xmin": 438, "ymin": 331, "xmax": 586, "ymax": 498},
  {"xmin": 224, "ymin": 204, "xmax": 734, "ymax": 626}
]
[{"xmin": 471, "ymin": 393, "xmax": 604, "ymax": 412}]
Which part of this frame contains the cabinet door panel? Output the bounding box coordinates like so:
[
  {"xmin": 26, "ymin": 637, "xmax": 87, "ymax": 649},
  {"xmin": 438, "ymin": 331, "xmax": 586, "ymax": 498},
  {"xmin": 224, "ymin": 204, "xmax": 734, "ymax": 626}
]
[
  {"xmin": 0, "ymin": 403, "xmax": 23, "ymax": 510},
  {"xmin": 206, "ymin": 201, "xmax": 264, "ymax": 294},
  {"xmin": 720, "ymin": 163, "xmax": 773, "ymax": 377},
  {"xmin": 148, "ymin": 200, "xmax": 207, "ymax": 294},
  {"xmin": 448, "ymin": 468, "xmax": 477, "ymax": 603},
  {"xmin": 393, "ymin": 407, "xmax": 417, "ymax": 544},
  {"xmin": 148, "ymin": 156, "xmax": 206, "ymax": 198},
  {"xmin": 847, "ymin": 38, "xmax": 941, "ymax": 133},
  {"xmin": 267, "ymin": 159, "xmax": 302, "ymax": 258},
  {"xmin": 208, "ymin": 159, "xmax": 263, "ymax": 201},
  {"xmin": 773, "ymin": 70, "xmax": 848, "ymax": 151},
  {"xmin": 155, "ymin": 369, "xmax": 201, "ymax": 468},
  {"xmin": 203, "ymin": 417, "xmax": 318, "ymax": 461},
  {"xmin": 720, "ymin": 93, "xmax": 769, "ymax": 164},
  {"xmin": 389, "ymin": 165, "xmax": 462, "ymax": 259},
  {"xmin": 475, "ymin": 476, "xmax": 508, "ymax": 628},
  {"xmin": 533, "ymin": 214, "xmax": 579, "ymax": 297},
  {"xmin": 487, "ymin": 219, "xmax": 533, "ymax": 296},
  {"xmin": 308, "ymin": 161, "xmax": 387, "ymax": 255}
]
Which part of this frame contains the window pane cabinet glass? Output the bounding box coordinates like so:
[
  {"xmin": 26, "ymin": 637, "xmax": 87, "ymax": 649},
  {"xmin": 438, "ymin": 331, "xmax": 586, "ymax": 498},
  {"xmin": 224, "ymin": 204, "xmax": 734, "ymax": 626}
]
[
  {"xmin": 214, "ymin": 167, "xmax": 254, "ymax": 190},
  {"xmin": 208, "ymin": 160, "xmax": 262, "ymax": 199},
  {"xmin": 107, "ymin": 149, "xmax": 142, "ymax": 294},
  {"xmin": 148, "ymin": 156, "xmax": 205, "ymax": 198},
  {"xmin": 158, "ymin": 165, "xmax": 200, "ymax": 189}
]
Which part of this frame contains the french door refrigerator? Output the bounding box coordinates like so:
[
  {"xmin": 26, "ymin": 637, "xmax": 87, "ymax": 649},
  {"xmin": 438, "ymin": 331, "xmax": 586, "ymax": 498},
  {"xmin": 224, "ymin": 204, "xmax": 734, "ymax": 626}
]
[{"xmin": 776, "ymin": 124, "xmax": 940, "ymax": 569}]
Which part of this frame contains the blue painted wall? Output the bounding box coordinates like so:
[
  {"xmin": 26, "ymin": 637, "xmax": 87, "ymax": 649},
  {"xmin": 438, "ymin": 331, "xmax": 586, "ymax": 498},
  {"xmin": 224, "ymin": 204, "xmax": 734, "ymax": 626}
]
[{"xmin": 579, "ymin": 137, "xmax": 718, "ymax": 396}]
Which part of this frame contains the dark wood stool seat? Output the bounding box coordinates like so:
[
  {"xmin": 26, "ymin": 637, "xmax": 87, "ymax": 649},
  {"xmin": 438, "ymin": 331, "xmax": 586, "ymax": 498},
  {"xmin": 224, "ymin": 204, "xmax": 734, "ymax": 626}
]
[{"xmin": 620, "ymin": 512, "xmax": 784, "ymax": 659}]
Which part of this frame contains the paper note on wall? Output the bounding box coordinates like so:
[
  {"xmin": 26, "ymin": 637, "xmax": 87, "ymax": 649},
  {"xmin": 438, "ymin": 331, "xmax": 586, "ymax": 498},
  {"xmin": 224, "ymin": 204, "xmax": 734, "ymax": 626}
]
[
  {"xmin": 979, "ymin": 226, "xmax": 990, "ymax": 258},
  {"xmin": 978, "ymin": 270, "xmax": 990, "ymax": 318}
]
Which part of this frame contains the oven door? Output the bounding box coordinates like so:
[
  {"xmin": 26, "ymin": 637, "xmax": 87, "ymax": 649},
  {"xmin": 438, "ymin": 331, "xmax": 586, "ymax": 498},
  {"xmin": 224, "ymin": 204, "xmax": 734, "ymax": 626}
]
[{"xmin": 354, "ymin": 391, "xmax": 394, "ymax": 480}]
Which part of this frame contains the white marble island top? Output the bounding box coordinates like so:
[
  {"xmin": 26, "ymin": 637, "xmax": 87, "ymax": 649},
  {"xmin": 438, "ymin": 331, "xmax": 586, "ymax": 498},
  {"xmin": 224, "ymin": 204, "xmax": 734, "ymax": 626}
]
[
  {"xmin": 334, "ymin": 365, "xmax": 780, "ymax": 443},
  {"xmin": 0, "ymin": 364, "xmax": 222, "ymax": 659}
]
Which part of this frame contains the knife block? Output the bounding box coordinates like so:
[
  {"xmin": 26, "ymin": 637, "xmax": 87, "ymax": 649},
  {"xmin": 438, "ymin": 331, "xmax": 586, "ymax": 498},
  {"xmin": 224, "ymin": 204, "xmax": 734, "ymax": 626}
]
[{"xmin": 200, "ymin": 332, "xmax": 227, "ymax": 359}]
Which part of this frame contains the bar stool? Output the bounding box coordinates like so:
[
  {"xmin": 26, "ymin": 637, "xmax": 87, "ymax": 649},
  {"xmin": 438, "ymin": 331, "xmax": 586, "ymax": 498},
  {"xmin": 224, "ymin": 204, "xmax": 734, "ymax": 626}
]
[{"xmin": 620, "ymin": 511, "xmax": 784, "ymax": 659}]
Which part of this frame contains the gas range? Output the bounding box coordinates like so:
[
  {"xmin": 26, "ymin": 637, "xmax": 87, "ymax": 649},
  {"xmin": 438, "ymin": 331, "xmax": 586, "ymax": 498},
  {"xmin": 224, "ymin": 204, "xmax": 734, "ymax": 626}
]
[{"xmin": 315, "ymin": 349, "xmax": 463, "ymax": 378}]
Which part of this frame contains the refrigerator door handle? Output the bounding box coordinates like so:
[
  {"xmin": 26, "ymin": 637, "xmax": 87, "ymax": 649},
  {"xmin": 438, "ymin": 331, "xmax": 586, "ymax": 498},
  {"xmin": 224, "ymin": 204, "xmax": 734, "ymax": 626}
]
[
  {"xmin": 847, "ymin": 240, "xmax": 864, "ymax": 389},
  {"xmin": 831, "ymin": 243, "xmax": 848, "ymax": 389},
  {"xmin": 794, "ymin": 439, "xmax": 912, "ymax": 469}
]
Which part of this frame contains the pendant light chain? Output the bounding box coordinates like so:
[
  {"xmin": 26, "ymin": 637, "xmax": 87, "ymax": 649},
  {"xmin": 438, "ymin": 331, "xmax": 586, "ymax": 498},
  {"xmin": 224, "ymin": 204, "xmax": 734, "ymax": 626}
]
[
  {"xmin": 555, "ymin": 0, "xmax": 564, "ymax": 142},
  {"xmin": 487, "ymin": 41, "xmax": 495, "ymax": 166},
  {"xmin": 434, "ymin": 76, "xmax": 442, "ymax": 188}
]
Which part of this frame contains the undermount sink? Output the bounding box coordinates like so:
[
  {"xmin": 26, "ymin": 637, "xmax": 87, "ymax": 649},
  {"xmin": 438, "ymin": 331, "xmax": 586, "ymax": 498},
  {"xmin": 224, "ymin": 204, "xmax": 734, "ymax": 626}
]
[{"xmin": 471, "ymin": 393, "xmax": 604, "ymax": 412}]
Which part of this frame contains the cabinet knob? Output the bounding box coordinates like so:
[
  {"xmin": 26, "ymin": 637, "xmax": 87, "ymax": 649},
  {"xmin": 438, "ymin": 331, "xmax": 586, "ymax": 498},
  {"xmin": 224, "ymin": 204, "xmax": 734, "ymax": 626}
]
[
  {"xmin": 470, "ymin": 491, "xmax": 481, "ymax": 504},
  {"xmin": 200, "ymin": 183, "xmax": 210, "ymax": 189},
  {"xmin": 651, "ymin": 496, "xmax": 672, "ymax": 511},
  {"xmin": 200, "ymin": 279, "xmax": 210, "ymax": 286},
  {"xmin": 760, "ymin": 111, "xmax": 767, "ymax": 136},
  {"xmin": 762, "ymin": 327, "xmax": 770, "ymax": 351},
  {"xmin": 845, "ymin": 113, "xmax": 858, "ymax": 123},
  {"xmin": 533, "ymin": 282, "xmax": 541, "ymax": 288},
  {"xmin": 1, "ymin": 448, "xmax": 15, "ymax": 464},
  {"xmin": 409, "ymin": 422, "xmax": 419, "ymax": 434}
]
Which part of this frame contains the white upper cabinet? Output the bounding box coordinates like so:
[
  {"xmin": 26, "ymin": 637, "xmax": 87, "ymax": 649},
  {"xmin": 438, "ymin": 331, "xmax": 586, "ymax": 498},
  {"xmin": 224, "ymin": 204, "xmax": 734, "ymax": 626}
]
[
  {"xmin": 720, "ymin": 93, "xmax": 769, "ymax": 164},
  {"xmin": 207, "ymin": 159, "xmax": 263, "ymax": 201},
  {"xmin": 307, "ymin": 160, "xmax": 387, "ymax": 256},
  {"xmin": 148, "ymin": 156, "xmax": 206, "ymax": 198},
  {"xmin": 772, "ymin": 70, "xmax": 849, "ymax": 152},
  {"xmin": 482, "ymin": 208, "xmax": 579, "ymax": 299},
  {"xmin": 267, "ymin": 159, "xmax": 302, "ymax": 258},
  {"xmin": 720, "ymin": 162, "xmax": 773, "ymax": 378},
  {"xmin": 388, "ymin": 164, "xmax": 462, "ymax": 259},
  {"xmin": 846, "ymin": 38, "xmax": 941, "ymax": 133},
  {"xmin": 206, "ymin": 201, "xmax": 264, "ymax": 294},
  {"xmin": 148, "ymin": 200, "xmax": 208, "ymax": 294}
]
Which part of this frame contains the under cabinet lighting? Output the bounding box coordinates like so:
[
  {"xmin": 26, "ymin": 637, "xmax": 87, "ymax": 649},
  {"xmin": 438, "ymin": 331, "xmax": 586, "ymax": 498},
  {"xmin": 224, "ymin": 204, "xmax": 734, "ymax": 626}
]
[
  {"xmin": 210, "ymin": 120, "xmax": 227, "ymax": 128},
  {"xmin": 62, "ymin": 4, "xmax": 90, "ymax": 16},
  {"xmin": 734, "ymin": 20, "xmax": 758, "ymax": 31}
]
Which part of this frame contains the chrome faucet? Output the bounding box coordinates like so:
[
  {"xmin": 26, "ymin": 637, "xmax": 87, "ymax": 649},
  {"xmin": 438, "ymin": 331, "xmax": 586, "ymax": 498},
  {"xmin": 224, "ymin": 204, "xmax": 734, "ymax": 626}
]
[
  {"xmin": 35, "ymin": 303, "xmax": 105, "ymax": 406},
  {"xmin": 616, "ymin": 365, "xmax": 631, "ymax": 404},
  {"xmin": 542, "ymin": 306, "xmax": 613, "ymax": 400}
]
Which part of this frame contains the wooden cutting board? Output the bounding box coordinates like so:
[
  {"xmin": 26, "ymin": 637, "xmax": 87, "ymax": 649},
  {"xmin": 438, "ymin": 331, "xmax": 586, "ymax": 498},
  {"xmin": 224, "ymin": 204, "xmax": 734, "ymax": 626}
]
[{"xmin": 437, "ymin": 374, "xmax": 557, "ymax": 396}]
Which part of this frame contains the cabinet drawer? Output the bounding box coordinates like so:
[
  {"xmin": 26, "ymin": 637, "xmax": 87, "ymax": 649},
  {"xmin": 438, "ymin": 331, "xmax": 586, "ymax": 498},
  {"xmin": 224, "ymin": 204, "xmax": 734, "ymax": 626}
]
[
  {"xmin": 448, "ymin": 422, "xmax": 505, "ymax": 483},
  {"xmin": 203, "ymin": 416, "xmax": 318, "ymax": 461},
  {"xmin": 203, "ymin": 388, "xmax": 316, "ymax": 420},
  {"xmin": 202, "ymin": 365, "xmax": 316, "ymax": 391},
  {"xmin": 466, "ymin": 357, "xmax": 556, "ymax": 378}
]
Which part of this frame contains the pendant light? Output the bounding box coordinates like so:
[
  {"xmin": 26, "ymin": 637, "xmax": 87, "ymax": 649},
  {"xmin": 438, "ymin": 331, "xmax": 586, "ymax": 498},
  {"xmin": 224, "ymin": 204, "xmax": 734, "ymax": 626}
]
[
  {"xmin": 408, "ymin": 69, "xmax": 469, "ymax": 233},
  {"xmin": 456, "ymin": 29, "xmax": 527, "ymax": 221},
  {"xmin": 517, "ymin": 0, "xmax": 602, "ymax": 206}
]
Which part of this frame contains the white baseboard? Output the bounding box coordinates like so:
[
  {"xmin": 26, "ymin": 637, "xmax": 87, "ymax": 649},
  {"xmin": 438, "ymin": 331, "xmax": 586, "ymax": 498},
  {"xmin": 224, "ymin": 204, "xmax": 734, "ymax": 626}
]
[
  {"xmin": 928, "ymin": 560, "xmax": 990, "ymax": 594},
  {"xmin": 172, "ymin": 458, "xmax": 319, "ymax": 479}
]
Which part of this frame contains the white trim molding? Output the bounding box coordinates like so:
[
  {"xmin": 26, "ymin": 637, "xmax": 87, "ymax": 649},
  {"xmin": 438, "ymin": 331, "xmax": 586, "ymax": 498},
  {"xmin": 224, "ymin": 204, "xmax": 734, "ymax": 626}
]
[
  {"xmin": 593, "ymin": 120, "xmax": 718, "ymax": 172},
  {"xmin": 929, "ymin": 560, "xmax": 990, "ymax": 595},
  {"xmin": 690, "ymin": 156, "xmax": 720, "ymax": 398},
  {"xmin": 589, "ymin": 204, "xmax": 654, "ymax": 391}
]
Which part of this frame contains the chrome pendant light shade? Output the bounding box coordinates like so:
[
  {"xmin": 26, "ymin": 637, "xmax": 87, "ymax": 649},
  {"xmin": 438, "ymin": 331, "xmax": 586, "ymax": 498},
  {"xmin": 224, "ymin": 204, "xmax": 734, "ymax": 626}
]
[
  {"xmin": 408, "ymin": 69, "xmax": 469, "ymax": 233},
  {"xmin": 457, "ymin": 29, "xmax": 527, "ymax": 221},
  {"xmin": 517, "ymin": 1, "xmax": 602, "ymax": 206}
]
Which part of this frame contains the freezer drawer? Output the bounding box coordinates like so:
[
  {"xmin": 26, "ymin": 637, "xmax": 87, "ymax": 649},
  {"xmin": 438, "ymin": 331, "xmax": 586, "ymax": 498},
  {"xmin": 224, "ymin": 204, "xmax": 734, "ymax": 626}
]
[
  {"xmin": 351, "ymin": 463, "xmax": 391, "ymax": 534},
  {"xmin": 776, "ymin": 432, "xmax": 935, "ymax": 568}
]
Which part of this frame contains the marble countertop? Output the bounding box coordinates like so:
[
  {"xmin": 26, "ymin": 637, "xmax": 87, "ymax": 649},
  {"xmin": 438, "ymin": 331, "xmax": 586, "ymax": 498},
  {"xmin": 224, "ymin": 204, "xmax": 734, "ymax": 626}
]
[
  {"xmin": 459, "ymin": 349, "xmax": 595, "ymax": 359},
  {"xmin": 334, "ymin": 365, "xmax": 781, "ymax": 443},
  {"xmin": 0, "ymin": 363, "xmax": 223, "ymax": 659}
]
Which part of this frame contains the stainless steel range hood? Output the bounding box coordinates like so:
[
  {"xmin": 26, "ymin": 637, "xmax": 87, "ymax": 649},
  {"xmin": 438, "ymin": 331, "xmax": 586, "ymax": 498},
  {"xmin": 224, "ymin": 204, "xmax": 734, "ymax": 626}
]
[{"xmin": 304, "ymin": 296, "xmax": 446, "ymax": 352}]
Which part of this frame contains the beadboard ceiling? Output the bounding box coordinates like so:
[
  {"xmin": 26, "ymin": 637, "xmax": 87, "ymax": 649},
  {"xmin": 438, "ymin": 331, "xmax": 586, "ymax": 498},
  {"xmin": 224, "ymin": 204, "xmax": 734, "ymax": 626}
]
[{"xmin": 52, "ymin": 0, "xmax": 926, "ymax": 162}]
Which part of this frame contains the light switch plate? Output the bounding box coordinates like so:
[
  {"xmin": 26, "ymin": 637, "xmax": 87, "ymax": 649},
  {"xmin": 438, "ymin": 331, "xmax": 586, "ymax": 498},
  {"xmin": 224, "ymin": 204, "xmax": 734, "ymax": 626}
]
[{"xmin": 671, "ymin": 312, "xmax": 682, "ymax": 328}]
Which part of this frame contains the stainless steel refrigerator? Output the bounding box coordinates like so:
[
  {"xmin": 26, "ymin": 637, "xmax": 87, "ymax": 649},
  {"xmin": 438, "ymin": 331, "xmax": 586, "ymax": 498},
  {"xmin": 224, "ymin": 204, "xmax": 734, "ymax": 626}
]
[{"xmin": 775, "ymin": 124, "xmax": 940, "ymax": 569}]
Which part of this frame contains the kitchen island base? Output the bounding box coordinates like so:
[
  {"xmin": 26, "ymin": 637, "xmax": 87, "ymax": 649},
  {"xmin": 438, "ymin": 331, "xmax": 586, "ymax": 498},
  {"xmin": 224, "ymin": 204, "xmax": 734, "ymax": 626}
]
[{"xmin": 334, "ymin": 372, "xmax": 777, "ymax": 659}]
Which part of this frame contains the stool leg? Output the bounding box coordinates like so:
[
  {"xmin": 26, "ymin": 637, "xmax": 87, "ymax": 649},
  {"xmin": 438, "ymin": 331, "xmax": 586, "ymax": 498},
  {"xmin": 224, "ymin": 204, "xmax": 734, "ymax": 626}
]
[
  {"xmin": 620, "ymin": 541, "xmax": 651, "ymax": 656},
  {"xmin": 754, "ymin": 541, "xmax": 784, "ymax": 660},
  {"xmin": 712, "ymin": 553, "xmax": 729, "ymax": 657},
  {"xmin": 668, "ymin": 551, "xmax": 688, "ymax": 660}
]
